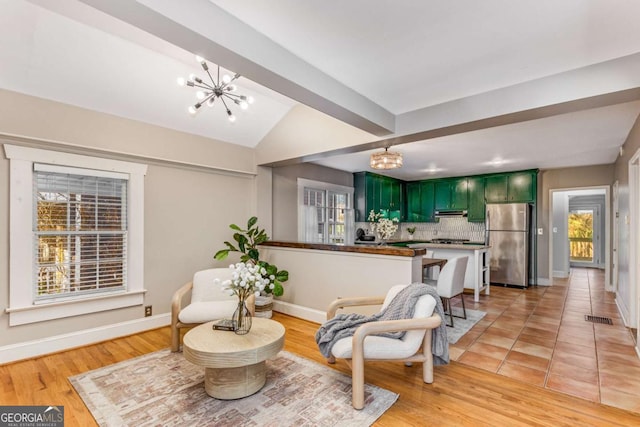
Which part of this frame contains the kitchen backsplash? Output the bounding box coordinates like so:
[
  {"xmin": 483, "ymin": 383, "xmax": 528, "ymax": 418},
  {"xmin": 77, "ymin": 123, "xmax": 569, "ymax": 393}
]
[{"xmin": 356, "ymin": 217, "xmax": 486, "ymax": 242}]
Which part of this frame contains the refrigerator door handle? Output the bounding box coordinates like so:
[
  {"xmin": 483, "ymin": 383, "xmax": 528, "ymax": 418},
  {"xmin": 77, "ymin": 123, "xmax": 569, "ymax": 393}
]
[{"xmin": 485, "ymin": 209, "xmax": 490, "ymax": 245}]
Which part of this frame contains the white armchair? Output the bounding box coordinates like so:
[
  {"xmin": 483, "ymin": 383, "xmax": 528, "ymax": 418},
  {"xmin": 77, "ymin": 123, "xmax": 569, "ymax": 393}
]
[
  {"xmin": 324, "ymin": 285, "xmax": 442, "ymax": 409},
  {"xmin": 171, "ymin": 268, "xmax": 255, "ymax": 352}
]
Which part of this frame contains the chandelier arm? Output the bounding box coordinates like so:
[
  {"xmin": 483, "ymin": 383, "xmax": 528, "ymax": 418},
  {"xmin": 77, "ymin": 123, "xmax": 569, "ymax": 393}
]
[
  {"xmin": 219, "ymin": 96, "xmax": 232, "ymax": 111},
  {"xmin": 220, "ymin": 74, "xmax": 241, "ymax": 91},
  {"xmin": 192, "ymin": 82, "xmax": 214, "ymax": 91},
  {"xmin": 222, "ymin": 92, "xmax": 244, "ymax": 99},
  {"xmin": 204, "ymin": 66, "xmax": 217, "ymax": 87}
]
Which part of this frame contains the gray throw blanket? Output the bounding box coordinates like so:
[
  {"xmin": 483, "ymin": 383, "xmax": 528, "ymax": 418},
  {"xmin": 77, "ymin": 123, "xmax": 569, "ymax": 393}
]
[{"xmin": 315, "ymin": 283, "xmax": 449, "ymax": 365}]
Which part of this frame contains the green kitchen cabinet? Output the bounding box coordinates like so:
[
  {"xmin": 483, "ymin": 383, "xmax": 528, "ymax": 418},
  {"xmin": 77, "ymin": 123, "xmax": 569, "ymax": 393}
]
[
  {"xmin": 434, "ymin": 178, "xmax": 468, "ymax": 210},
  {"xmin": 507, "ymin": 171, "xmax": 536, "ymax": 202},
  {"xmin": 484, "ymin": 175, "xmax": 508, "ymax": 203},
  {"xmin": 406, "ymin": 180, "xmax": 436, "ymax": 222},
  {"xmin": 484, "ymin": 170, "xmax": 536, "ymax": 203},
  {"xmin": 353, "ymin": 172, "xmax": 404, "ymax": 222},
  {"xmin": 467, "ymin": 176, "xmax": 486, "ymax": 222}
]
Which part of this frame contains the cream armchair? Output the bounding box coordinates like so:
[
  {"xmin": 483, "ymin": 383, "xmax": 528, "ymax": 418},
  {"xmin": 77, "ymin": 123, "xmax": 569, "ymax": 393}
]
[
  {"xmin": 171, "ymin": 268, "xmax": 255, "ymax": 352},
  {"xmin": 324, "ymin": 285, "xmax": 443, "ymax": 409}
]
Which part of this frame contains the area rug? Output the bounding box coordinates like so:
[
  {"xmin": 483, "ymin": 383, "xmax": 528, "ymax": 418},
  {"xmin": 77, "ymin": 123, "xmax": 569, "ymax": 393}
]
[
  {"xmin": 69, "ymin": 349, "xmax": 398, "ymax": 427},
  {"xmin": 446, "ymin": 309, "xmax": 486, "ymax": 344}
]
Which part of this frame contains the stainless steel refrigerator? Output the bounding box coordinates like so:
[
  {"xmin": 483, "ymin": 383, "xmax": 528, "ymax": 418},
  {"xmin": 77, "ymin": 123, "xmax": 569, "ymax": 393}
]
[{"xmin": 486, "ymin": 203, "xmax": 529, "ymax": 288}]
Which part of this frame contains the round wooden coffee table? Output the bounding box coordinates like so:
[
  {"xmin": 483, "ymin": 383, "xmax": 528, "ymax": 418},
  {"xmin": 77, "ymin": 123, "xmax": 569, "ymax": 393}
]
[{"xmin": 183, "ymin": 317, "xmax": 285, "ymax": 399}]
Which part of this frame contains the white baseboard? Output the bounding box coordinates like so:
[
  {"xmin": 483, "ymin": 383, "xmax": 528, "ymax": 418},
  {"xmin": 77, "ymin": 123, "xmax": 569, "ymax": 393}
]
[
  {"xmin": 535, "ymin": 278, "xmax": 551, "ymax": 286},
  {"xmin": 273, "ymin": 300, "xmax": 324, "ymax": 324},
  {"xmin": 615, "ymin": 295, "xmax": 631, "ymax": 327},
  {"xmin": 553, "ymin": 270, "xmax": 569, "ymax": 278},
  {"xmin": 0, "ymin": 313, "xmax": 170, "ymax": 365}
]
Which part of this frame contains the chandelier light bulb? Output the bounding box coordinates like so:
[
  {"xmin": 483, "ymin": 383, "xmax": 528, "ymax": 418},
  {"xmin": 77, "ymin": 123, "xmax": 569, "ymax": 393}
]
[
  {"xmin": 222, "ymin": 74, "xmax": 231, "ymax": 84},
  {"xmin": 240, "ymin": 101, "xmax": 248, "ymax": 110},
  {"xmin": 196, "ymin": 91, "xmax": 206, "ymax": 100},
  {"xmin": 188, "ymin": 105, "xmax": 197, "ymax": 115},
  {"xmin": 247, "ymin": 96, "xmax": 255, "ymax": 104},
  {"xmin": 195, "ymin": 55, "xmax": 204, "ymax": 63},
  {"xmin": 188, "ymin": 73, "xmax": 196, "ymax": 81},
  {"xmin": 227, "ymin": 110, "xmax": 236, "ymax": 122},
  {"xmin": 177, "ymin": 77, "xmax": 186, "ymax": 86}
]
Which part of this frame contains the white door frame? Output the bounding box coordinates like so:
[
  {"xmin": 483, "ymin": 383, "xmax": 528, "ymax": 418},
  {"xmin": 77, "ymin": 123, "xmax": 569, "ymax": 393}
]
[
  {"xmin": 628, "ymin": 150, "xmax": 640, "ymax": 341},
  {"xmin": 612, "ymin": 180, "xmax": 619, "ymax": 292},
  {"xmin": 548, "ymin": 186, "xmax": 610, "ymax": 289}
]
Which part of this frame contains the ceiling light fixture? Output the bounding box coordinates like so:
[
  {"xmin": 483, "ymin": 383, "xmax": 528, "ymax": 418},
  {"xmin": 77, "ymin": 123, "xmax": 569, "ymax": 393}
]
[
  {"xmin": 370, "ymin": 147, "xmax": 403, "ymax": 170},
  {"xmin": 177, "ymin": 55, "xmax": 254, "ymax": 122}
]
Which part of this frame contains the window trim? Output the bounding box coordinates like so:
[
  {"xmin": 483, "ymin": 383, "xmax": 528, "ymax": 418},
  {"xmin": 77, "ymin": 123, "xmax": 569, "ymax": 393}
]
[
  {"xmin": 4, "ymin": 144, "xmax": 148, "ymax": 326},
  {"xmin": 297, "ymin": 178, "xmax": 354, "ymax": 243}
]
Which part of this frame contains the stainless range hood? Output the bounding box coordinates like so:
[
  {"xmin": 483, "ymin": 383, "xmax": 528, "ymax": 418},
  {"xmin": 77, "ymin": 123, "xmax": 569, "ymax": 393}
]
[{"xmin": 434, "ymin": 209, "xmax": 468, "ymax": 218}]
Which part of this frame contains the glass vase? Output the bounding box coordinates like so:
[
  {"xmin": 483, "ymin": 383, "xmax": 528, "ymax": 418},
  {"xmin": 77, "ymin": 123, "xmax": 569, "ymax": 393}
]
[{"xmin": 233, "ymin": 298, "xmax": 252, "ymax": 335}]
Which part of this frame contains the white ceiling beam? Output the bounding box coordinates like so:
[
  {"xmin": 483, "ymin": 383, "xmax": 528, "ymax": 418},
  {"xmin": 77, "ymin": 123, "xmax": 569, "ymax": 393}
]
[{"xmin": 78, "ymin": 0, "xmax": 395, "ymax": 136}]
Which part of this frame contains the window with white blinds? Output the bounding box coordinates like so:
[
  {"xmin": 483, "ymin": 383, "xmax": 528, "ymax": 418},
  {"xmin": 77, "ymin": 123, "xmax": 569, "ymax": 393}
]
[
  {"xmin": 5, "ymin": 144, "xmax": 147, "ymax": 326},
  {"xmin": 298, "ymin": 178, "xmax": 354, "ymax": 244},
  {"xmin": 34, "ymin": 165, "xmax": 128, "ymax": 300}
]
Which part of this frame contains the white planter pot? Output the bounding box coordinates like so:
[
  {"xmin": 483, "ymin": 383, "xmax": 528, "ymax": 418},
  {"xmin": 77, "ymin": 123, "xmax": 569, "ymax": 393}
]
[{"xmin": 254, "ymin": 294, "xmax": 274, "ymax": 318}]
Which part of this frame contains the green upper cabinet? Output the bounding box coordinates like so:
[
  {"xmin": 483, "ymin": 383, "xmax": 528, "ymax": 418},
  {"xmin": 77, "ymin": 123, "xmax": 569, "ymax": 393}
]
[
  {"xmin": 485, "ymin": 170, "xmax": 537, "ymax": 203},
  {"xmin": 434, "ymin": 178, "xmax": 468, "ymax": 210},
  {"xmin": 507, "ymin": 171, "xmax": 536, "ymax": 202},
  {"xmin": 406, "ymin": 180, "xmax": 436, "ymax": 222},
  {"xmin": 467, "ymin": 176, "xmax": 486, "ymax": 222},
  {"xmin": 484, "ymin": 175, "xmax": 508, "ymax": 203},
  {"xmin": 353, "ymin": 172, "xmax": 404, "ymax": 222}
]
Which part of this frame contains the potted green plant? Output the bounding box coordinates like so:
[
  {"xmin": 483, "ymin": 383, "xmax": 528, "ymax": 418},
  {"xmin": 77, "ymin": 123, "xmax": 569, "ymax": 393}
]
[
  {"xmin": 407, "ymin": 226, "xmax": 416, "ymax": 240},
  {"xmin": 214, "ymin": 217, "xmax": 289, "ymax": 318}
]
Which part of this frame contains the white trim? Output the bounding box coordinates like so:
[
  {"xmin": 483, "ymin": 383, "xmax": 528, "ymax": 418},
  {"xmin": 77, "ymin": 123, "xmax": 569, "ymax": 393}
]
[
  {"xmin": 536, "ymin": 278, "xmax": 551, "ymax": 286},
  {"xmin": 273, "ymin": 300, "xmax": 324, "ymax": 324},
  {"xmin": 0, "ymin": 132, "xmax": 255, "ymax": 178},
  {"xmin": 548, "ymin": 186, "xmax": 610, "ymax": 289},
  {"xmin": 4, "ymin": 144, "xmax": 148, "ymax": 175},
  {"xmin": 553, "ymin": 270, "xmax": 570, "ymax": 279},
  {"xmin": 629, "ymin": 149, "xmax": 640, "ymax": 330},
  {"xmin": 4, "ymin": 144, "xmax": 148, "ymax": 325},
  {"xmin": 296, "ymin": 178, "xmax": 355, "ymax": 243},
  {"xmin": 615, "ymin": 294, "xmax": 631, "ymax": 327},
  {"xmin": 0, "ymin": 313, "xmax": 170, "ymax": 365}
]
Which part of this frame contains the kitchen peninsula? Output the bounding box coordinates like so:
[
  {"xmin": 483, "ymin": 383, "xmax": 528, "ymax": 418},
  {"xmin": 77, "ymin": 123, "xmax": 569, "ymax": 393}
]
[
  {"xmin": 405, "ymin": 242, "xmax": 491, "ymax": 302},
  {"xmin": 258, "ymin": 241, "xmax": 426, "ymax": 323}
]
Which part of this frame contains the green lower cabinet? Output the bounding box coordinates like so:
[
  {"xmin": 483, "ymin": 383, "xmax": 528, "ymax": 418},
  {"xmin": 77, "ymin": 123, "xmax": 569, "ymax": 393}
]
[{"xmin": 467, "ymin": 176, "xmax": 485, "ymax": 222}]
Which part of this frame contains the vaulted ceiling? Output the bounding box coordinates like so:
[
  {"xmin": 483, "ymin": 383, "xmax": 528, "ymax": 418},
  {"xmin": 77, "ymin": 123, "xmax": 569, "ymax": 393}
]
[{"xmin": 3, "ymin": 0, "xmax": 640, "ymax": 180}]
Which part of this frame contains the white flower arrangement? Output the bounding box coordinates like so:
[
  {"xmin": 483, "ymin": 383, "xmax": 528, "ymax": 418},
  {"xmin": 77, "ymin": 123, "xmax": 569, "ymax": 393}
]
[
  {"xmin": 367, "ymin": 210, "xmax": 399, "ymax": 241},
  {"xmin": 218, "ymin": 262, "xmax": 274, "ymax": 301}
]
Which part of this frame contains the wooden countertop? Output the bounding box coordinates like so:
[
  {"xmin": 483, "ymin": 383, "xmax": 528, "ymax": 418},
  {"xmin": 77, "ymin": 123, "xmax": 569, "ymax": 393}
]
[
  {"xmin": 260, "ymin": 241, "xmax": 426, "ymax": 257},
  {"xmin": 406, "ymin": 243, "xmax": 490, "ymax": 250}
]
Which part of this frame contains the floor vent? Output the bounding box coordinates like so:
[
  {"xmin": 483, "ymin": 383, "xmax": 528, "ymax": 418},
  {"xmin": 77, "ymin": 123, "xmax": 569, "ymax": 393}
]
[{"xmin": 585, "ymin": 315, "xmax": 613, "ymax": 325}]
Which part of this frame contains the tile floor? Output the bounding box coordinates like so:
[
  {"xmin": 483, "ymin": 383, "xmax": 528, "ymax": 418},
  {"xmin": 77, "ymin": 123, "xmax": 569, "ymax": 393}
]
[{"xmin": 449, "ymin": 268, "xmax": 640, "ymax": 413}]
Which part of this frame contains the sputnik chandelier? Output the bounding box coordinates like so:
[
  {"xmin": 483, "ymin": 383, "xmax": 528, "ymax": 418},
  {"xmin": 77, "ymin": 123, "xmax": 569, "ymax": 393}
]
[
  {"xmin": 370, "ymin": 147, "xmax": 403, "ymax": 170},
  {"xmin": 177, "ymin": 55, "xmax": 254, "ymax": 122}
]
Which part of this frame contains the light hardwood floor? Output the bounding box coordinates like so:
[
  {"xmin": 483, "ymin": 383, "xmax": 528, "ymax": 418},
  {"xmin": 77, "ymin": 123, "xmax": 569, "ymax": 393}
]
[{"xmin": 2, "ymin": 311, "xmax": 640, "ymax": 426}]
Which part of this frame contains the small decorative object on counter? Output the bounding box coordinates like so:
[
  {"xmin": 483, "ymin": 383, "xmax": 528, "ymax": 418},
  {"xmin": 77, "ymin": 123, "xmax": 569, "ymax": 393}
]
[
  {"xmin": 368, "ymin": 210, "xmax": 399, "ymax": 245},
  {"xmin": 407, "ymin": 226, "xmax": 416, "ymax": 240}
]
